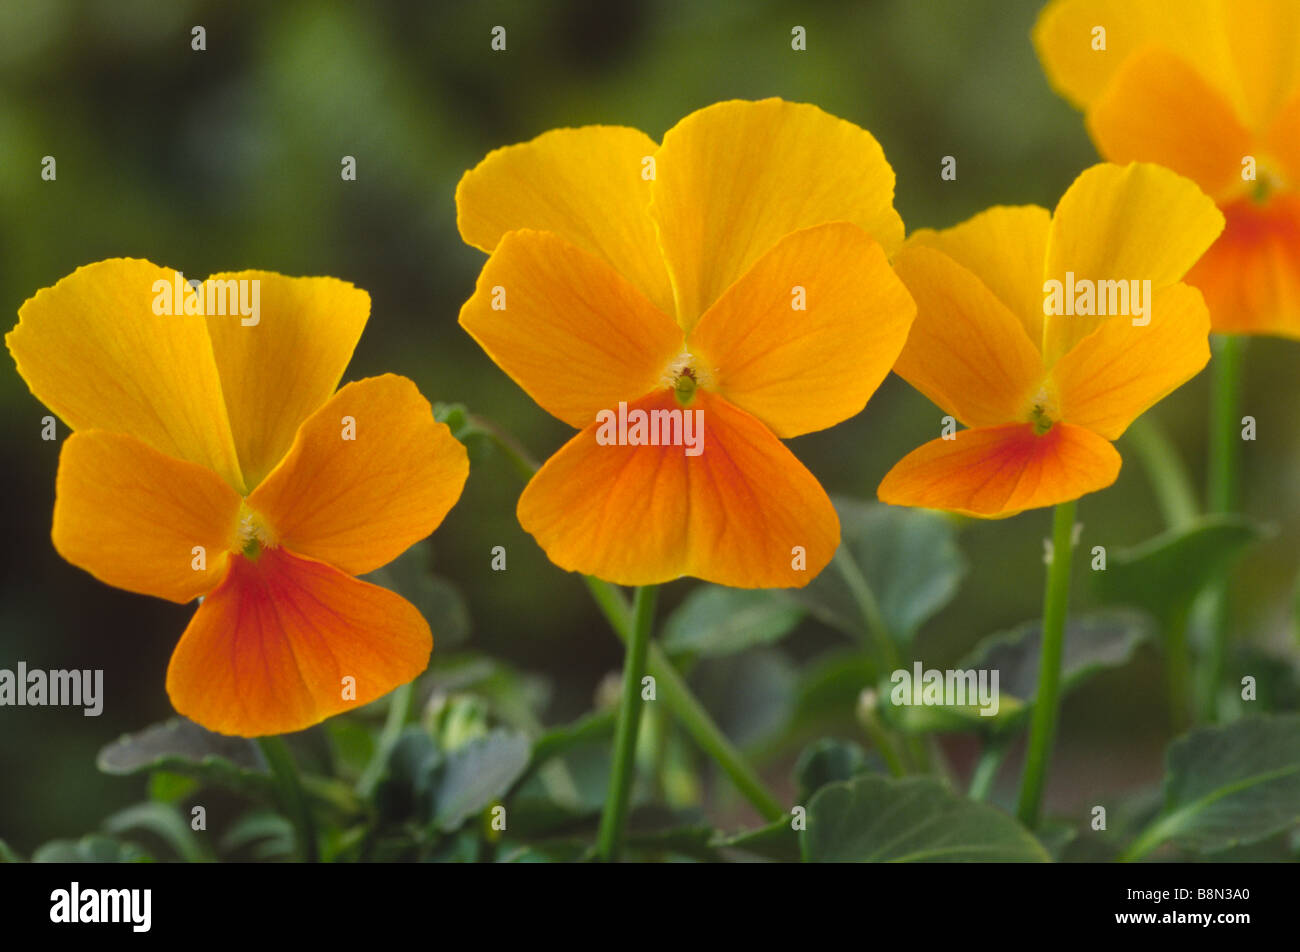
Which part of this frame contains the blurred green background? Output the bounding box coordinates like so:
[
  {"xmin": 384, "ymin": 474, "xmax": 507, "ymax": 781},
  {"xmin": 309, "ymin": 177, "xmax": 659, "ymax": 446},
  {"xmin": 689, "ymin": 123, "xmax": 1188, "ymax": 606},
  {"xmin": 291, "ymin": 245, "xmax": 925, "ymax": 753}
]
[{"xmin": 2, "ymin": 0, "xmax": 1298, "ymax": 852}]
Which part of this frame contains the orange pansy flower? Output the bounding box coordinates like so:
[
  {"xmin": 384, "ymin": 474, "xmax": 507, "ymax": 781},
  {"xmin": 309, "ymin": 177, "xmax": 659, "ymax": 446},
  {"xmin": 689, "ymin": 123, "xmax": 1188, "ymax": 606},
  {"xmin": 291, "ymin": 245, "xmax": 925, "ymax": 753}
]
[
  {"xmin": 456, "ymin": 99, "xmax": 916, "ymax": 588},
  {"xmin": 1035, "ymin": 0, "xmax": 1300, "ymax": 337},
  {"xmin": 879, "ymin": 162, "xmax": 1224, "ymax": 517},
  {"xmin": 7, "ymin": 259, "xmax": 468, "ymax": 736}
]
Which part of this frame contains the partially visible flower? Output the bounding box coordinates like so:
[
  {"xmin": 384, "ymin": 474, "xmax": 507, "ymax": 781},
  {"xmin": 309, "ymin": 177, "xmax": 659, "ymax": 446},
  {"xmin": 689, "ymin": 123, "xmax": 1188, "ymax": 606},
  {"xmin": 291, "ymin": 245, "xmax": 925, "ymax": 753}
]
[
  {"xmin": 456, "ymin": 99, "xmax": 916, "ymax": 588},
  {"xmin": 879, "ymin": 162, "xmax": 1224, "ymax": 517},
  {"xmin": 1035, "ymin": 0, "xmax": 1300, "ymax": 337},
  {"xmin": 7, "ymin": 259, "xmax": 468, "ymax": 736}
]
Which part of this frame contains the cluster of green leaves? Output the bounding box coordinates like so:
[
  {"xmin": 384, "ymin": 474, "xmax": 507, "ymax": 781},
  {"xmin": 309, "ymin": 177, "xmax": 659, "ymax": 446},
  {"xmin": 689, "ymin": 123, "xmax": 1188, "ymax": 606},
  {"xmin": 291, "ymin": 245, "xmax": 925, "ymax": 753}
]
[{"xmin": 3, "ymin": 489, "xmax": 1298, "ymax": 864}]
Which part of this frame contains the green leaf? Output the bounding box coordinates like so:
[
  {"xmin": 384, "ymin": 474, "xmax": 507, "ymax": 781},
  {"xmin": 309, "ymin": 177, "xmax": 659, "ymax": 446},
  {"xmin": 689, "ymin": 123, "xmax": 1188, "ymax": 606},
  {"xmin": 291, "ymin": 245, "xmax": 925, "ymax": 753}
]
[
  {"xmin": 97, "ymin": 718, "xmax": 271, "ymax": 798},
  {"xmin": 712, "ymin": 817, "xmax": 801, "ymax": 862},
  {"xmin": 1092, "ymin": 515, "xmax": 1268, "ymax": 621},
  {"xmin": 0, "ymin": 839, "xmax": 23, "ymax": 863},
  {"xmin": 794, "ymin": 738, "xmax": 872, "ymax": 802},
  {"xmin": 661, "ymin": 585, "xmax": 804, "ymax": 657},
  {"xmin": 32, "ymin": 835, "xmax": 151, "ymax": 863},
  {"xmin": 220, "ymin": 809, "xmax": 295, "ymax": 858},
  {"xmin": 103, "ymin": 802, "xmax": 213, "ymax": 863},
  {"xmin": 803, "ymin": 775, "xmax": 1049, "ymax": 862},
  {"xmin": 432, "ymin": 728, "xmax": 531, "ymax": 832},
  {"xmin": 1126, "ymin": 714, "xmax": 1300, "ymax": 857},
  {"xmin": 790, "ymin": 498, "xmax": 965, "ymax": 646},
  {"xmin": 691, "ymin": 648, "xmax": 797, "ymax": 749},
  {"xmin": 879, "ymin": 611, "xmax": 1153, "ymax": 736}
]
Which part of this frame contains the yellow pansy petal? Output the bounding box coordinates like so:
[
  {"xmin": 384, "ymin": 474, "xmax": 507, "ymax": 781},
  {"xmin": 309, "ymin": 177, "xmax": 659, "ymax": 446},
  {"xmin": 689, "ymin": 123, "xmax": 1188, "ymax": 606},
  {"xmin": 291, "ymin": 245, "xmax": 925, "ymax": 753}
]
[
  {"xmin": 907, "ymin": 205, "xmax": 1052, "ymax": 348},
  {"xmin": 1088, "ymin": 47, "xmax": 1254, "ymax": 201},
  {"xmin": 652, "ymin": 98, "xmax": 904, "ymax": 330},
  {"xmin": 517, "ymin": 390, "xmax": 839, "ymax": 588},
  {"xmin": 52, "ymin": 431, "xmax": 242, "ymax": 604},
  {"xmin": 1267, "ymin": 92, "xmax": 1300, "ymax": 189},
  {"xmin": 1033, "ymin": 0, "xmax": 1237, "ymax": 112},
  {"xmin": 1186, "ymin": 194, "xmax": 1300, "ymax": 338},
  {"xmin": 204, "ymin": 272, "xmax": 369, "ymax": 490},
  {"xmin": 1223, "ymin": 0, "xmax": 1300, "ymax": 132},
  {"xmin": 890, "ymin": 245, "xmax": 1045, "ymax": 428},
  {"xmin": 248, "ymin": 375, "xmax": 468, "ymax": 577},
  {"xmin": 687, "ymin": 222, "xmax": 914, "ymax": 439},
  {"xmin": 878, "ymin": 423, "xmax": 1121, "ymax": 518},
  {"xmin": 1053, "ymin": 283, "xmax": 1211, "ymax": 439},
  {"xmin": 1042, "ymin": 162, "xmax": 1224, "ymax": 363},
  {"xmin": 6, "ymin": 258, "xmax": 245, "ymax": 489},
  {"xmin": 458, "ymin": 229, "xmax": 684, "ymax": 429},
  {"xmin": 455, "ymin": 125, "xmax": 674, "ymax": 316}
]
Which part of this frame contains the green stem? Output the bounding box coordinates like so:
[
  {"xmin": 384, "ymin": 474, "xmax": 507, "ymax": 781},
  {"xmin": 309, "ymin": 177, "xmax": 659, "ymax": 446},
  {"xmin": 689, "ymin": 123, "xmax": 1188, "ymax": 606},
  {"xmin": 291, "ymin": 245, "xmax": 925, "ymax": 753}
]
[
  {"xmin": 854, "ymin": 691, "xmax": 907, "ymax": 778},
  {"xmin": 585, "ymin": 576, "xmax": 785, "ymax": 822},
  {"xmin": 833, "ymin": 547, "xmax": 930, "ymax": 772},
  {"xmin": 1202, "ymin": 334, "xmax": 1245, "ymax": 722},
  {"xmin": 1124, "ymin": 416, "xmax": 1198, "ymax": 529},
  {"xmin": 479, "ymin": 421, "xmax": 784, "ymax": 823},
  {"xmin": 356, "ymin": 681, "xmax": 415, "ymax": 798},
  {"xmin": 256, "ymin": 736, "xmax": 319, "ymax": 863},
  {"xmin": 596, "ymin": 586, "xmax": 657, "ymax": 862},
  {"xmin": 832, "ymin": 547, "xmax": 899, "ymax": 672},
  {"xmin": 1016, "ymin": 500, "xmax": 1077, "ymax": 830},
  {"xmin": 968, "ymin": 737, "xmax": 1009, "ymax": 802}
]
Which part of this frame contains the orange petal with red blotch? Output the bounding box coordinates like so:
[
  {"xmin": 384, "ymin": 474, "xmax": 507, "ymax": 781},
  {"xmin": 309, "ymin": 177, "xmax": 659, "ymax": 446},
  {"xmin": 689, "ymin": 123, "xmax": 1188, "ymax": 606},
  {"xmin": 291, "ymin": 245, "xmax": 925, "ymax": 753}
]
[
  {"xmin": 166, "ymin": 547, "xmax": 432, "ymax": 737},
  {"xmin": 877, "ymin": 423, "xmax": 1121, "ymax": 518},
  {"xmin": 517, "ymin": 390, "xmax": 838, "ymax": 588},
  {"xmin": 1185, "ymin": 194, "xmax": 1300, "ymax": 338}
]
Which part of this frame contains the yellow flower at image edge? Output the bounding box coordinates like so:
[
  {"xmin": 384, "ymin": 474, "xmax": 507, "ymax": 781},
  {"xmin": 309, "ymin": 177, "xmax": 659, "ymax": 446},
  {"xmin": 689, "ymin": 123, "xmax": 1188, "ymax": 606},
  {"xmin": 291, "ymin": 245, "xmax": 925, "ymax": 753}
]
[
  {"xmin": 1035, "ymin": 0, "xmax": 1300, "ymax": 337},
  {"xmin": 878, "ymin": 162, "xmax": 1225, "ymax": 517},
  {"xmin": 6, "ymin": 259, "xmax": 468, "ymax": 736},
  {"xmin": 456, "ymin": 98, "xmax": 916, "ymax": 588}
]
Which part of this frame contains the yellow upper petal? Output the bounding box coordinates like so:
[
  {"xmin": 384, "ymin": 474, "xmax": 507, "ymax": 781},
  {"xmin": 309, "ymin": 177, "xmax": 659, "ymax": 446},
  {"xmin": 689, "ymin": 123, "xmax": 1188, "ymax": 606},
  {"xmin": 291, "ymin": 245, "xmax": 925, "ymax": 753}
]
[
  {"xmin": 687, "ymin": 222, "xmax": 915, "ymax": 439},
  {"xmin": 651, "ymin": 99, "xmax": 904, "ymax": 331},
  {"xmin": 7, "ymin": 258, "xmax": 245, "ymax": 490},
  {"xmin": 52, "ymin": 430, "xmax": 242, "ymax": 603},
  {"xmin": 890, "ymin": 244, "xmax": 1045, "ymax": 428},
  {"xmin": 906, "ymin": 205, "xmax": 1052, "ymax": 350},
  {"xmin": 1042, "ymin": 163, "xmax": 1224, "ymax": 363},
  {"xmin": 247, "ymin": 375, "xmax": 468, "ymax": 577},
  {"xmin": 455, "ymin": 125, "xmax": 674, "ymax": 316},
  {"xmin": 1087, "ymin": 46, "xmax": 1255, "ymax": 202},
  {"xmin": 458, "ymin": 229, "xmax": 684, "ymax": 429},
  {"xmin": 1036, "ymin": 0, "xmax": 1300, "ymax": 133},
  {"xmin": 1052, "ymin": 282, "xmax": 1211, "ymax": 439},
  {"xmin": 1034, "ymin": 0, "xmax": 1242, "ymax": 114},
  {"xmin": 204, "ymin": 271, "xmax": 369, "ymax": 489}
]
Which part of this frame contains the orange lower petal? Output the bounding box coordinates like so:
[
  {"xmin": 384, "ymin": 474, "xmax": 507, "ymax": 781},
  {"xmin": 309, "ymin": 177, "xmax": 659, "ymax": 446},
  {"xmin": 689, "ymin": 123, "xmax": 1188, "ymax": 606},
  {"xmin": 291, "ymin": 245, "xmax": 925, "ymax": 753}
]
[
  {"xmin": 517, "ymin": 390, "xmax": 838, "ymax": 588},
  {"xmin": 1185, "ymin": 193, "xmax": 1300, "ymax": 338},
  {"xmin": 166, "ymin": 547, "xmax": 432, "ymax": 737},
  {"xmin": 877, "ymin": 423, "xmax": 1121, "ymax": 518}
]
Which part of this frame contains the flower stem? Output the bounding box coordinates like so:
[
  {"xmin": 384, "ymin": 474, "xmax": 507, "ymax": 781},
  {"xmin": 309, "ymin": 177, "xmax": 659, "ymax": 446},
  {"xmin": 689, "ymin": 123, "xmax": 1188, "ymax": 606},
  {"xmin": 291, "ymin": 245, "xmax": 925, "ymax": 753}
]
[
  {"xmin": 596, "ymin": 585, "xmax": 658, "ymax": 862},
  {"xmin": 1202, "ymin": 333, "xmax": 1245, "ymax": 721},
  {"xmin": 585, "ymin": 576, "xmax": 785, "ymax": 822},
  {"xmin": 1016, "ymin": 499, "xmax": 1077, "ymax": 830},
  {"xmin": 256, "ymin": 736, "xmax": 319, "ymax": 862},
  {"xmin": 1124, "ymin": 416, "xmax": 1198, "ymax": 529},
  {"xmin": 478, "ymin": 420, "xmax": 785, "ymax": 823},
  {"xmin": 356, "ymin": 681, "xmax": 415, "ymax": 798}
]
